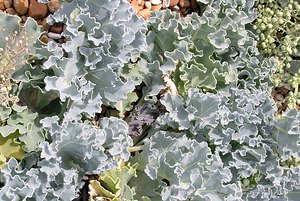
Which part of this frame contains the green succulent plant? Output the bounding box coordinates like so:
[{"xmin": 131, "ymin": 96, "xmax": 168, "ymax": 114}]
[{"xmin": 254, "ymin": 0, "xmax": 300, "ymax": 110}]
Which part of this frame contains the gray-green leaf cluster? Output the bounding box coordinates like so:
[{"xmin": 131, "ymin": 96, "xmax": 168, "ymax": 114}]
[{"xmin": 1, "ymin": 0, "xmax": 300, "ymax": 200}]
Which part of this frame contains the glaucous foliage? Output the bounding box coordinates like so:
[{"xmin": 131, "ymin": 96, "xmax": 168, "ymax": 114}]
[{"xmin": 0, "ymin": 0, "xmax": 300, "ymax": 200}]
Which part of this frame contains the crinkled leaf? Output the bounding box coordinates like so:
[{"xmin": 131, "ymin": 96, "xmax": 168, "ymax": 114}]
[{"xmin": 0, "ymin": 132, "xmax": 25, "ymax": 166}]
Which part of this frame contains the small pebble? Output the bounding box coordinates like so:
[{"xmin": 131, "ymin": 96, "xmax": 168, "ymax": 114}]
[
  {"xmin": 48, "ymin": 0, "xmax": 60, "ymax": 13},
  {"xmin": 0, "ymin": 0, "xmax": 5, "ymax": 10},
  {"xmin": 28, "ymin": 1, "xmax": 48, "ymax": 19},
  {"xmin": 169, "ymin": 0, "xmax": 179, "ymax": 7},
  {"xmin": 283, "ymin": 84, "xmax": 291, "ymax": 91},
  {"xmin": 139, "ymin": 0, "xmax": 145, "ymax": 7},
  {"xmin": 131, "ymin": 0, "xmax": 142, "ymax": 12},
  {"xmin": 145, "ymin": 1, "xmax": 151, "ymax": 9},
  {"xmin": 35, "ymin": 19, "xmax": 42, "ymax": 25},
  {"xmin": 47, "ymin": 31, "xmax": 62, "ymax": 40},
  {"xmin": 138, "ymin": 8, "xmax": 151, "ymax": 19},
  {"xmin": 271, "ymin": 89, "xmax": 277, "ymax": 98},
  {"xmin": 21, "ymin": 15, "xmax": 27, "ymax": 22},
  {"xmin": 275, "ymin": 93, "xmax": 284, "ymax": 101},
  {"xmin": 41, "ymin": 18, "xmax": 50, "ymax": 31},
  {"xmin": 280, "ymin": 88, "xmax": 290, "ymax": 96},
  {"xmin": 128, "ymin": 0, "xmax": 201, "ymax": 18},
  {"xmin": 4, "ymin": 0, "xmax": 12, "ymax": 9},
  {"xmin": 162, "ymin": 0, "xmax": 169, "ymax": 8},
  {"xmin": 179, "ymin": 0, "xmax": 190, "ymax": 8},
  {"xmin": 190, "ymin": 0, "xmax": 198, "ymax": 9},
  {"xmin": 5, "ymin": 7, "xmax": 16, "ymax": 14},
  {"xmin": 150, "ymin": 0, "xmax": 161, "ymax": 5},
  {"xmin": 151, "ymin": 4, "xmax": 162, "ymax": 10},
  {"xmin": 49, "ymin": 25, "xmax": 63, "ymax": 33},
  {"xmin": 13, "ymin": 0, "xmax": 29, "ymax": 15},
  {"xmin": 170, "ymin": 5, "xmax": 180, "ymax": 11}
]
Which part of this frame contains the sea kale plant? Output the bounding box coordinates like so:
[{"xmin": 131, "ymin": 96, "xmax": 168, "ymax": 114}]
[{"xmin": 0, "ymin": 0, "xmax": 300, "ymax": 200}]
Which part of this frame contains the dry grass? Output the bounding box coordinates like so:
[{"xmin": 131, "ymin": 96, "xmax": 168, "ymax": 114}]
[{"xmin": 0, "ymin": 29, "xmax": 33, "ymax": 106}]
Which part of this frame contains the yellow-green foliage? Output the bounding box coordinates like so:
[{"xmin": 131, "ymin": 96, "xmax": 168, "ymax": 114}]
[
  {"xmin": 89, "ymin": 162, "xmax": 138, "ymax": 201},
  {"xmin": 0, "ymin": 131, "xmax": 25, "ymax": 168}
]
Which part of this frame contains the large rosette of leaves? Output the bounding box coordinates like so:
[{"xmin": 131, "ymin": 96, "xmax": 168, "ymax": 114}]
[
  {"xmin": 0, "ymin": 104, "xmax": 45, "ymax": 169},
  {"xmin": 41, "ymin": 0, "xmax": 147, "ymax": 120},
  {"xmin": 132, "ymin": 131, "xmax": 242, "ymax": 200},
  {"xmin": 122, "ymin": 1, "xmax": 300, "ymax": 199},
  {"xmin": 136, "ymin": 85, "xmax": 300, "ymax": 200},
  {"xmin": 0, "ymin": 116, "xmax": 133, "ymax": 200},
  {"xmin": 122, "ymin": 0, "xmax": 261, "ymax": 101}
]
